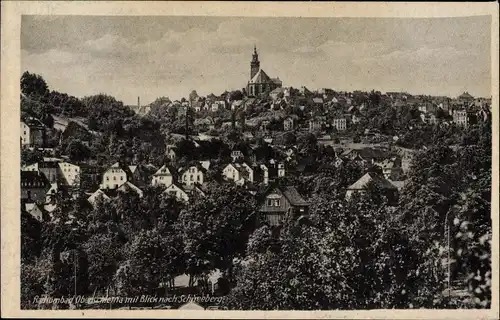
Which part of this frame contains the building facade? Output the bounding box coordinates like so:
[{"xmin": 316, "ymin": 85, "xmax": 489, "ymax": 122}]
[
  {"xmin": 246, "ymin": 46, "xmax": 282, "ymax": 97},
  {"xmin": 21, "ymin": 118, "xmax": 46, "ymax": 147}
]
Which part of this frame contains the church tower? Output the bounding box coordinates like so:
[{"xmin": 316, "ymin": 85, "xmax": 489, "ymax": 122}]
[{"xmin": 250, "ymin": 45, "xmax": 260, "ymax": 79}]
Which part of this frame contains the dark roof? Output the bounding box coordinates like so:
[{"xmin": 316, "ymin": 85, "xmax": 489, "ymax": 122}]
[
  {"xmin": 22, "ymin": 117, "xmax": 45, "ymax": 129},
  {"xmin": 282, "ymin": 186, "xmax": 309, "ymax": 206},
  {"xmin": 346, "ymin": 148, "xmax": 389, "ymax": 161},
  {"xmin": 249, "ymin": 69, "xmax": 273, "ymax": 84},
  {"xmin": 21, "ymin": 171, "xmax": 49, "ymax": 188}
]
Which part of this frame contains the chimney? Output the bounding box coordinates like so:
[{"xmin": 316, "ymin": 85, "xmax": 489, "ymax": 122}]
[{"xmin": 137, "ymin": 96, "xmax": 140, "ymax": 108}]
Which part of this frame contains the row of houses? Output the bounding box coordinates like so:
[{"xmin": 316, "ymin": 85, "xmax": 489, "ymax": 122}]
[{"xmin": 21, "ymin": 155, "xmax": 406, "ymax": 228}]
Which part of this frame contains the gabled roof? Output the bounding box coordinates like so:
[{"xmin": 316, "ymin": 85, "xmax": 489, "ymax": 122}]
[
  {"xmin": 345, "ymin": 148, "xmax": 389, "ymax": 161},
  {"xmin": 117, "ymin": 181, "xmax": 143, "ymax": 197},
  {"xmin": 107, "ymin": 162, "xmax": 134, "ymax": 177},
  {"xmin": 154, "ymin": 164, "xmax": 173, "ymax": 176},
  {"xmin": 458, "ymin": 92, "xmax": 473, "ymax": 99},
  {"xmin": 164, "ymin": 182, "xmax": 188, "ymax": 195},
  {"xmin": 282, "ymin": 186, "xmax": 309, "ymax": 206},
  {"xmin": 347, "ymin": 172, "xmax": 397, "ymax": 191},
  {"xmin": 22, "ymin": 117, "xmax": 45, "ymax": 128},
  {"xmin": 270, "ymin": 87, "xmax": 285, "ymax": 95},
  {"xmin": 249, "ymin": 69, "xmax": 272, "ymax": 84}
]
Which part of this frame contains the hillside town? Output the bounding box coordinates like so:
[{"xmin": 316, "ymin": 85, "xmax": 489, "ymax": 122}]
[{"xmin": 20, "ymin": 47, "xmax": 492, "ymax": 310}]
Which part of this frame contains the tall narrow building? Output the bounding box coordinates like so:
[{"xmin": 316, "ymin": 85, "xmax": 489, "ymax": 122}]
[
  {"xmin": 246, "ymin": 46, "xmax": 282, "ymax": 97},
  {"xmin": 250, "ymin": 45, "xmax": 260, "ymax": 79}
]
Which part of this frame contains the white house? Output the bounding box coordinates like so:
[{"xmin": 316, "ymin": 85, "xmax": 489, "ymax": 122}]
[
  {"xmin": 277, "ymin": 163, "xmax": 286, "ymax": 177},
  {"xmin": 332, "ymin": 118, "xmax": 347, "ymax": 131},
  {"xmin": 163, "ymin": 183, "xmax": 189, "ymax": 202},
  {"xmin": 179, "ymin": 165, "xmax": 205, "ymax": 187},
  {"xmin": 151, "ymin": 164, "xmax": 174, "ymax": 187},
  {"xmin": 260, "ymin": 164, "xmax": 269, "ymax": 185},
  {"xmin": 222, "ymin": 163, "xmax": 253, "ymax": 185},
  {"xmin": 100, "ymin": 162, "xmax": 132, "ymax": 190},
  {"xmin": 58, "ymin": 162, "xmax": 80, "ymax": 187}
]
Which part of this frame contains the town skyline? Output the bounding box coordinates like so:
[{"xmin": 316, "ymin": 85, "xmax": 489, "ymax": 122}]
[{"xmin": 21, "ymin": 15, "xmax": 491, "ymax": 105}]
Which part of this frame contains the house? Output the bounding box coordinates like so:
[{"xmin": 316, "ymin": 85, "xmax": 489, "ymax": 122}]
[
  {"xmin": 379, "ymin": 158, "xmax": 405, "ymax": 181},
  {"xmin": 58, "ymin": 162, "xmax": 80, "ymax": 187},
  {"xmin": 345, "ymin": 172, "xmax": 398, "ymax": 203},
  {"xmin": 179, "ymin": 164, "xmax": 206, "ymax": 187},
  {"xmin": 420, "ymin": 113, "xmax": 438, "ymax": 125},
  {"xmin": 269, "ymin": 87, "xmax": 286, "ymax": 101},
  {"xmin": 21, "ymin": 170, "xmax": 50, "ymax": 203},
  {"xmin": 87, "ymin": 181, "xmax": 143, "ymax": 207},
  {"xmin": 222, "ymin": 163, "xmax": 254, "ymax": 186},
  {"xmin": 453, "ymin": 110, "xmax": 469, "ymax": 127},
  {"xmin": 283, "ymin": 117, "xmax": 295, "ymax": 131},
  {"xmin": 259, "ymin": 161, "xmax": 285, "ymax": 185},
  {"xmin": 80, "ymin": 164, "xmax": 102, "ymax": 192},
  {"xmin": 117, "ymin": 181, "xmax": 144, "ymax": 198},
  {"xmin": 87, "ymin": 189, "xmax": 112, "ymax": 208},
  {"xmin": 23, "ymin": 161, "xmax": 59, "ymax": 183},
  {"xmin": 192, "ymin": 99, "xmax": 203, "ymax": 112},
  {"xmin": 231, "ymin": 150, "xmax": 244, "ymax": 162},
  {"xmin": 258, "ymin": 186, "xmax": 309, "ymax": 226},
  {"xmin": 308, "ymin": 119, "xmax": 324, "ymax": 132},
  {"xmin": 332, "ymin": 118, "xmax": 347, "ymax": 131},
  {"xmin": 21, "ymin": 117, "xmax": 46, "ymax": 147},
  {"xmin": 23, "ymin": 159, "xmax": 80, "ymax": 187},
  {"xmin": 312, "ymin": 97, "xmax": 324, "ymax": 106},
  {"xmin": 211, "ymin": 101, "xmax": 226, "ymax": 112},
  {"xmin": 342, "ymin": 148, "xmax": 390, "ymax": 165},
  {"xmin": 100, "ymin": 162, "xmax": 134, "ymax": 190},
  {"xmin": 163, "ymin": 183, "xmax": 190, "ymax": 202}
]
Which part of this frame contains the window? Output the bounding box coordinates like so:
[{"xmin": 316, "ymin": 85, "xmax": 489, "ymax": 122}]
[
  {"xmin": 106, "ymin": 177, "xmax": 109, "ymax": 181},
  {"xmin": 190, "ymin": 175, "xmax": 194, "ymax": 181},
  {"xmin": 120, "ymin": 176, "xmax": 123, "ymax": 181},
  {"xmin": 197, "ymin": 175, "xmax": 200, "ymax": 182},
  {"xmin": 113, "ymin": 176, "xmax": 116, "ymax": 181},
  {"xmin": 267, "ymin": 198, "xmax": 281, "ymax": 207}
]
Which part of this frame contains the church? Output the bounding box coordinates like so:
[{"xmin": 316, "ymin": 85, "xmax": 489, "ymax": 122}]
[{"xmin": 246, "ymin": 46, "xmax": 282, "ymax": 97}]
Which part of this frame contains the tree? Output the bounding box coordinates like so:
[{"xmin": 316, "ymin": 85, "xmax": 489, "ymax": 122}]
[
  {"xmin": 178, "ymin": 185, "xmax": 258, "ymax": 285},
  {"xmin": 21, "ymin": 71, "xmax": 49, "ymax": 97},
  {"xmin": 230, "ymin": 90, "xmax": 243, "ymax": 101},
  {"xmin": 65, "ymin": 139, "xmax": 91, "ymax": 163}
]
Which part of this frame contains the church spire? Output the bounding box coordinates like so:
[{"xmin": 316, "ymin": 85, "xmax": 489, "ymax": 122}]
[{"xmin": 250, "ymin": 45, "xmax": 260, "ymax": 79}]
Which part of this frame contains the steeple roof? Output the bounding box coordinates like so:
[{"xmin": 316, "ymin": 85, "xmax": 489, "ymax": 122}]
[{"xmin": 249, "ymin": 68, "xmax": 272, "ymax": 84}]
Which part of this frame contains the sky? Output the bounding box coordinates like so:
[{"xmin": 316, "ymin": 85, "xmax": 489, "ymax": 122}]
[{"xmin": 21, "ymin": 15, "xmax": 491, "ymax": 105}]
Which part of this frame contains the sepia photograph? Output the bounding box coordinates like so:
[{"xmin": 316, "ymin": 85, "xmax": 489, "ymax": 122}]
[{"xmin": 1, "ymin": 1, "xmax": 498, "ymax": 318}]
